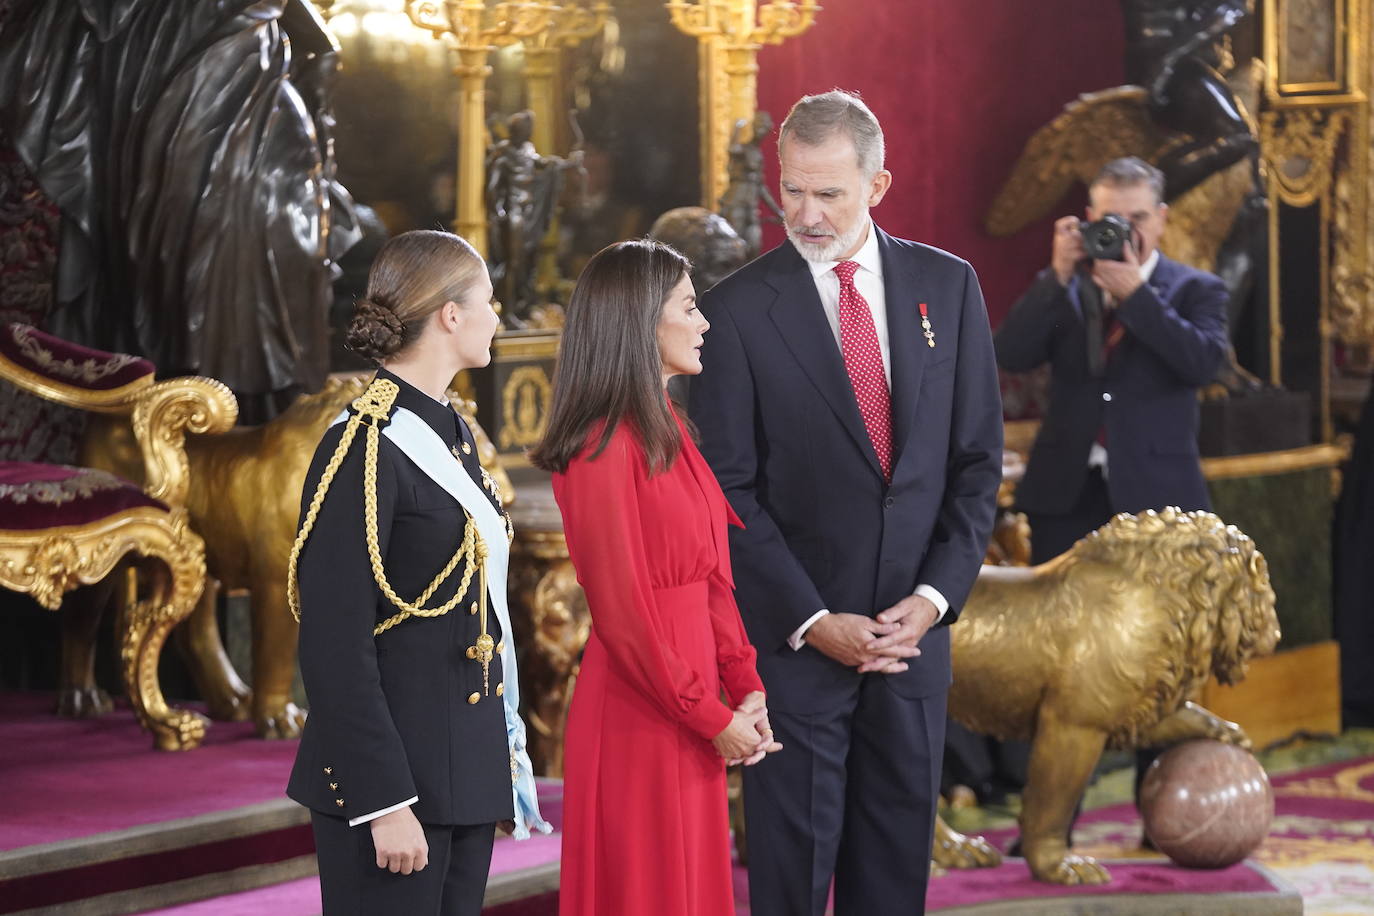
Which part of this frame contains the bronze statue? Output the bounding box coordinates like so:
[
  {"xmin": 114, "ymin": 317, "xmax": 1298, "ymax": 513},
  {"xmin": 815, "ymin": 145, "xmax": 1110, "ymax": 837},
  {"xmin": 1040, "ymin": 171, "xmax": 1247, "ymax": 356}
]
[
  {"xmin": 718, "ymin": 112, "xmax": 783, "ymax": 259},
  {"xmin": 1123, "ymin": 0, "xmax": 1268, "ymax": 335},
  {"xmin": 485, "ymin": 110, "xmax": 583, "ymax": 326},
  {"xmin": 935, "ymin": 508, "xmax": 1279, "ymax": 884},
  {"xmin": 0, "ymin": 0, "xmax": 358, "ymax": 421},
  {"xmin": 83, "ymin": 376, "xmax": 512, "ymax": 739},
  {"xmin": 648, "ymin": 206, "xmax": 750, "ymax": 294},
  {"xmin": 1124, "ymin": 0, "xmax": 1257, "ymax": 200}
]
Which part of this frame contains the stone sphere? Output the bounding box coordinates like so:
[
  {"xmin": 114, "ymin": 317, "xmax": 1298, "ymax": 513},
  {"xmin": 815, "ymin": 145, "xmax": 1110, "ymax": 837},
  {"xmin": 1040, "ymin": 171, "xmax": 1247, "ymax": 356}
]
[{"xmin": 1139, "ymin": 739, "xmax": 1274, "ymax": 868}]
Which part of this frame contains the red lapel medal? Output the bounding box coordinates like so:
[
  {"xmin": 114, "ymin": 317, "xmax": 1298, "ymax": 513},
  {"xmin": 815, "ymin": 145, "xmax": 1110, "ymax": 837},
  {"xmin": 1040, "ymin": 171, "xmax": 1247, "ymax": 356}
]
[{"xmin": 919, "ymin": 302, "xmax": 935, "ymax": 348}]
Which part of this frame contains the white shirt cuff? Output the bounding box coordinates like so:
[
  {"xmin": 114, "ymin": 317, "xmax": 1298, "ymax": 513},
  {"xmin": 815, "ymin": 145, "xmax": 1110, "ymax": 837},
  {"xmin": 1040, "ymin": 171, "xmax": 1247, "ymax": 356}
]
[
  {"xmin": 348, "ymin": 796, "xmax": 419, "ymax": 827},
  {"xmin": 788, "ymin": 609, "xmax": 830, "ymax": 651},
  {"xmin": 914, "ymin": 585, "xmax": 949, "ymax": 623}
]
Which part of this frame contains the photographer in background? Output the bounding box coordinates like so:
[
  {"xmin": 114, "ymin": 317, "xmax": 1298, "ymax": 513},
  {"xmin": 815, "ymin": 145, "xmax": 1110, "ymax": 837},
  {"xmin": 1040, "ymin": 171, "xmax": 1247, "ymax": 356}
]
[
  {"xmin": 956, "ymin": 157, "xmax": 1229, "ymax": 825},
  {"xmin": 996, "ymin": 155, "xmax": 1228, "ymax": 564}
]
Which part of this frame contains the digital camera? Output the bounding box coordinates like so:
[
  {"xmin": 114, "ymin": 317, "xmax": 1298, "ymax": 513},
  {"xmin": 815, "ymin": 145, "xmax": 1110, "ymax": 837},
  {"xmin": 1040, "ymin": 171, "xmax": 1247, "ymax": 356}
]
[{"xmin": 1079, "ymin": 214, "xmax": 1133, "ymax": 261}]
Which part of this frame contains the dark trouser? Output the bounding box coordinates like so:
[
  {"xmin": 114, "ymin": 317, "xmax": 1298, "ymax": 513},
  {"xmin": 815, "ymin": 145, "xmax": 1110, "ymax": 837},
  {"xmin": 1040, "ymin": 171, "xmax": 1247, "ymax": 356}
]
[
  {"xmin": 744, "ymin": 675, "xmax": 946, "ymax": 916},
  {"xmin": 942, "ymin": 721, "xmax": 1030, "ymax": 804},
  {"xmin": 310, "ymin": 812, "xmax": 495, "ymax": 916},
  {"xmin": 1027, "ymin": 467, "xmax": 1158, "ymax": 827},
  {"xmin": 1026, "ymin": 466, "xmax": 1114, "ymax": 566}
]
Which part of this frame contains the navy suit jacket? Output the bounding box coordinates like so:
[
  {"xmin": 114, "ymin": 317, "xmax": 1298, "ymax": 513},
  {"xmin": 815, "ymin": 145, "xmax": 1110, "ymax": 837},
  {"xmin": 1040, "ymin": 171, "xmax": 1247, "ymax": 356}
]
[
  {"xmin": 287, "ymin": 371, "xmax": 513, "ymax": 827},
  {"xmin": 995, "ymin": 253, "xmax": 1228, "ymax": 516},
  {"xmin": 688, "ymin": 228, "xmax": 1003, "ymax": 708}
]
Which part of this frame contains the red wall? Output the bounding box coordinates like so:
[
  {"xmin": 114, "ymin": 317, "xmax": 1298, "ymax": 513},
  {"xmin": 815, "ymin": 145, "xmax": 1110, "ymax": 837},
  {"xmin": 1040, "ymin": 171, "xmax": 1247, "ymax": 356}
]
[{"xmin": 757, "ymin": 0, "xmax": 1124, "ymax": 324}]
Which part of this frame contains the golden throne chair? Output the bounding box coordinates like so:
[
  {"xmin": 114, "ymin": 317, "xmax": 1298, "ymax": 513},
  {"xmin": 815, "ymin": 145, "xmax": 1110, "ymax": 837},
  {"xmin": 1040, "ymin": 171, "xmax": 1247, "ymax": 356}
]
[{"xmin": 0, "ymin": 323, "xmax": 237, "ymax": 750}]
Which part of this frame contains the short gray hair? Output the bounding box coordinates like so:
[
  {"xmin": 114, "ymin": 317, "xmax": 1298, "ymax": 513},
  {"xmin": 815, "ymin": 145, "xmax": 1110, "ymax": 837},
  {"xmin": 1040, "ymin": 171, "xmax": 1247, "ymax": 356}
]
[
  {"xmin": 1090, "ymin": 156, "xmax": 1165, "ymax": 203},
  {"xmin": 779, "ymin": 90, "xmax": 885, "ymax": 178}
]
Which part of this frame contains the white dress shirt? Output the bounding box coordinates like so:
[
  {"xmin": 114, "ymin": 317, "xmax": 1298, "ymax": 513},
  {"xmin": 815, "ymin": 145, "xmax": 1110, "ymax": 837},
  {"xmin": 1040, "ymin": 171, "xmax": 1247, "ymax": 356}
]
[
  {"xmin": 786, "ymin": 221, "xmax": 949, "ymax": 651},
  {"xmin": 349, "ymin": 795, "xmax": 419, "ymax": 828}
]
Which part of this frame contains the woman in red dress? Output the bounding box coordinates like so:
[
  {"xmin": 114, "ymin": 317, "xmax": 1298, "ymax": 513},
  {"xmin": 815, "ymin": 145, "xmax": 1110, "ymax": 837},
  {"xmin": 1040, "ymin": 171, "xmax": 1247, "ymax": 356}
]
[{"xmin": 531, "ymin": 240, "xmax": 781, "ymax": 915}]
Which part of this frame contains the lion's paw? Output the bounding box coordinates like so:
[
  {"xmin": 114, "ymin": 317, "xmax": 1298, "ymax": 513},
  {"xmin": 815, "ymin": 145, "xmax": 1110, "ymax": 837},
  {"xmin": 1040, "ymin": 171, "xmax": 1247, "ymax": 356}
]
[
  {"xmin": 56, "ymin": 686, "xmax": 113, "ymax": 719},
  {"xmin": 933, "ymin": 822, "xmax": 1003, "ymax": 869},
  {"xmin": 1205, "ymin": 717, "xmax": 1252, "ymax": 750},
  {"xmin": 256, "ymin": 701, "xmax": 307, "ymax": 740},
  {"xmin": 1031, "ymin": 853, "xmax": 1111, "ymax": 886},
  {"xmin": 205, "ymin": 680, "xmax": 252, "ymax": 722}
]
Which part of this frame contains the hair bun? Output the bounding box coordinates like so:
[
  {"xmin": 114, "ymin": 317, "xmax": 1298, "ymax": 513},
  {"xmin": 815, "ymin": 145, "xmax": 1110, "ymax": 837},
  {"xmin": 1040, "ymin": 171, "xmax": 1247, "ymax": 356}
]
[{"xmin": 346, "ymin": 297, "xmax": 407, "ymax": 363}]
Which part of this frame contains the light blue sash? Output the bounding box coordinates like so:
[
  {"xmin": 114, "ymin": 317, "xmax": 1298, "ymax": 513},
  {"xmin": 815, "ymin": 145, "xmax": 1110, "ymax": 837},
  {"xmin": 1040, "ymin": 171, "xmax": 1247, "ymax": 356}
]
[{"xmin": 333, "ymin": 407, "xmax": 552, "ymax": 839}]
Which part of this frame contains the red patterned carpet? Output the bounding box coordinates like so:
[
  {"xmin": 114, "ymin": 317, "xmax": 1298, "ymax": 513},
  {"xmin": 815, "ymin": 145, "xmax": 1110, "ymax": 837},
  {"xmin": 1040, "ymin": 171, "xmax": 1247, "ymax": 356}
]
[
  {"xmin": 920, "ymin": 754, "xmax": 1374, "ymax": 915},
  {"xmin": 1257, "ymin": 756, "xmax": 1374, "ymax": 913},
  {"xmin": 5, "ymin": 691, "xmax": 1372, "ymax": 915}
]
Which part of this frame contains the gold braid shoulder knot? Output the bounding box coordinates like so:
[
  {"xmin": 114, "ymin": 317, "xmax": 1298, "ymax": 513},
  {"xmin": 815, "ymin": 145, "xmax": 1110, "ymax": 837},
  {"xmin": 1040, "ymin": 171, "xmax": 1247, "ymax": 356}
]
[{"xmin": 287, "ymin": 377, "xmax": 489, "ymax": 645}]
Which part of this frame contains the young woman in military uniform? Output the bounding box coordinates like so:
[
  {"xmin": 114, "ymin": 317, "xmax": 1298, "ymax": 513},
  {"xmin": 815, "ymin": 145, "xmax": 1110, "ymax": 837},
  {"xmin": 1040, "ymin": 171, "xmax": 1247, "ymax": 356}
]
[{"xmin": 286, "ymin": 230, "xmax": 550, "ymax": 915}]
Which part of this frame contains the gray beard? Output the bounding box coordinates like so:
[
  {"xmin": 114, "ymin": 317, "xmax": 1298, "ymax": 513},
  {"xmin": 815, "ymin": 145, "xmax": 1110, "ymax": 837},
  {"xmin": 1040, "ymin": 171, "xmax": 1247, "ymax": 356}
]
[{"xmin": 785, "ymin": 216, "xmax": 869, "ymax": 264}]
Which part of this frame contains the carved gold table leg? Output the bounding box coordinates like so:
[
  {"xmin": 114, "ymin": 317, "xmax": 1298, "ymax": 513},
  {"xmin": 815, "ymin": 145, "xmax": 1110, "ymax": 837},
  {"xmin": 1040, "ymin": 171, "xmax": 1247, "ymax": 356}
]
[
  {"xmin": 119, "ymin": 523, "xmax": 210, "ymax": 751},
  {"xmin": 1, "ymin": 509, "xmax": 213, "ymax": 750}
]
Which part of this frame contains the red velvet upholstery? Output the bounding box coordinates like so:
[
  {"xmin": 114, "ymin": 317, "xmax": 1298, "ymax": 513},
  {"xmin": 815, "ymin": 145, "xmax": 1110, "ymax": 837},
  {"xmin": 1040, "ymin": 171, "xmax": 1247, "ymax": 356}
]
[
  {"xmin": 1, "ymin": 324, "xmax": 154, "ymax": 391},
  {"xmin": 0, "ymin": 463, "xmax": 165, "ymax": 530}
]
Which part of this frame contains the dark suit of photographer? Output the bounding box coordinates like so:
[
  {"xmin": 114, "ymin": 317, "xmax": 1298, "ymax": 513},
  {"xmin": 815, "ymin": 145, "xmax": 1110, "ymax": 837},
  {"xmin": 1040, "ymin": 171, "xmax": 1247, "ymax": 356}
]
[
  {"xmin": 961, "ymin": 159, "xmax": 1228, "ymax": 818},
  {"xmin": 997, "ymin": 158, "xmax": 1228, "ymax": 562}
]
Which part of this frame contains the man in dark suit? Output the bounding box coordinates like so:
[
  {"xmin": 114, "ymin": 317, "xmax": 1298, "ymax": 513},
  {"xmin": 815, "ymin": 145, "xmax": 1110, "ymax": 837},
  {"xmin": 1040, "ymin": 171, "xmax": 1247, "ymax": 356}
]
[
  {"xmin": 996, "ymin": 157, "xmax": 1228, "ymax": 564},
  {"xmin": 689, "ymin": 90, "xmax": 1003, "ymax": 916},
  {"xmin": 991, "ymin": 156, "xmax": 1228, "ymax": 819}
]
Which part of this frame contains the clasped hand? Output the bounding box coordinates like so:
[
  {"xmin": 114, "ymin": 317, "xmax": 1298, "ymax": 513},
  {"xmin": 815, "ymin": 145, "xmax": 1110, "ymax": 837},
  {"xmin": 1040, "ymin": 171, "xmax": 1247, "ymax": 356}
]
[
  {"xmin": 804, "ymin": 595, "xmax": 939, "ymax": 674},
  {"xmin": 712, "ymin": 690, "xmax": 782, "ymax": 766}
]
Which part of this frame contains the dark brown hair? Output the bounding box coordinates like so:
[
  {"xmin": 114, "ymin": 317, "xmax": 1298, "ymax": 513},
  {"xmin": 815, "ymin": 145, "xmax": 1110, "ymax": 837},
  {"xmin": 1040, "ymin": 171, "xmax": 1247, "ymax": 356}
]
[
  {"xmin": 345, "ymin": 230, "xmax": 485, "ymax": 364},
  {"xmin": 529, "ymin": 239, "xmax": 691, "ymax": 475}
]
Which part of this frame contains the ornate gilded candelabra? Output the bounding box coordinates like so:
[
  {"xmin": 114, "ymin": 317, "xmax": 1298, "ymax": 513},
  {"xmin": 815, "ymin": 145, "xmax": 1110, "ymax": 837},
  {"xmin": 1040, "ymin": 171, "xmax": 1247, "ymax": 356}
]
[
  {"xmin": 406, "ymin": 1, "xmax": 562, "ymax": 256},
  {"xmin": 523, "ymin": 1, "xmax": 612, "ymax": 154},
  {"xmin": 666, "ymin": 0, "xmax": 820, "ymax": 209}
]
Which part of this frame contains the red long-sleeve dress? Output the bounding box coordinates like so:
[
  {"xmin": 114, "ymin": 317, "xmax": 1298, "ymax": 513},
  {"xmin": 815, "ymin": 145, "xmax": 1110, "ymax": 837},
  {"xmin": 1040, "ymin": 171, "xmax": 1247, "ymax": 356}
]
[{"xmin": 553, "ymin": 418, "xmax": 765, "ymax": 916}]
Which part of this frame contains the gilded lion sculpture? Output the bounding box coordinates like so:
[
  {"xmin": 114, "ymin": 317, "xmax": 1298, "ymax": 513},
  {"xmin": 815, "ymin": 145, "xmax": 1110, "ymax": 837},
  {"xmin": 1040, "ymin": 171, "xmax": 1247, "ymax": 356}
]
[
  {"xmin": 83, "ymin": 375, "xmax": 511, "ymax": 738},
  {"xmin": 934, "ymin": 508, "xmax": 1279, "ymax": 884}
]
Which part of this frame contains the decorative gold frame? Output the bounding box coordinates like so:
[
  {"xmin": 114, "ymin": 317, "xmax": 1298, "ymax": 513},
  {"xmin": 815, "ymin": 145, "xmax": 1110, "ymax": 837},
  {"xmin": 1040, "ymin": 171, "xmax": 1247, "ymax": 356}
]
[
  {"xmin": 0, "ymin": 350, "xmax": 237, "ymax": 750},
  {"xmin": 499, "ymin": 365, "xmax": 553, "ymax": 451},
  {"xmin": 1266, "ymin": 0, "xmax": 1365, "ymax": 103},
  {"xmin": 1260, "ymin": 0, "xmax": 1372, "ymax": 437},
  {"xmin": 487, "ymin": 328, "xmax": 558, "ymax": 466},
  {"xmin": 1333, "ymin": 0, "xmax": 1374, "ymax": 348}
]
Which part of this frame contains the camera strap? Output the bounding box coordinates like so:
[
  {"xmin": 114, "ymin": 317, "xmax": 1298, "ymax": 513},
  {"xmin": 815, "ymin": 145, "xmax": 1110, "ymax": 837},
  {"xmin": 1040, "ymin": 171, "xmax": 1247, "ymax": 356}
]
[{"xmin": 1078, "ymin": 272, "xmax": 1107, "ymax": 378}]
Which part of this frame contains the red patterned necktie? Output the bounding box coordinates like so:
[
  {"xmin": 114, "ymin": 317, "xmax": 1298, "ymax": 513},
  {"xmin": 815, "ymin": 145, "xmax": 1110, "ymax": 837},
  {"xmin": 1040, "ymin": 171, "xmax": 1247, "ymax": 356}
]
[{"xmin": 834, "ymin": 260, "xmax": 893, "ymax": 481}]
